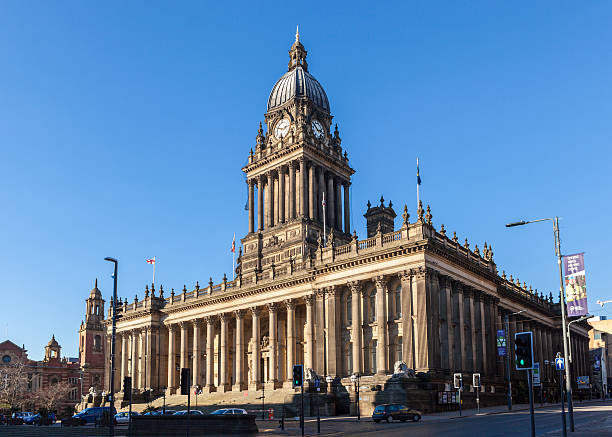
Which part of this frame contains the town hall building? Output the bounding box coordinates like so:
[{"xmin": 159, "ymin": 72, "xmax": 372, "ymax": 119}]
[{"xmin": 102, "ymin": 32, "xmax": 591, "ymax": 414}]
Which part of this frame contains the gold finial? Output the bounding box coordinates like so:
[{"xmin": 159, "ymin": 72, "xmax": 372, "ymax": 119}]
[{"xmin": 296, "ymin": 25, "xmax": 300, "ymax": 43}]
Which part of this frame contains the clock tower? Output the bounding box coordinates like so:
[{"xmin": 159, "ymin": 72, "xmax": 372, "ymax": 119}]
[{"xmin": 240, "ymin": 29, "xmax": 354, "ymax": 283}]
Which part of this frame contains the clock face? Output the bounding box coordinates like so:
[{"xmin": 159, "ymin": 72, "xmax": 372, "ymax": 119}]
[
  {"xmin": 274, "ymin": 118, "xmax": 290, "ymax": 138},
  {"xmin": 2, "ymin": 355, "xmax": 11, "ymax": 363},
  {"xmin": 311, "ymin": 120, "xmax": 324, "ymax": 138}
]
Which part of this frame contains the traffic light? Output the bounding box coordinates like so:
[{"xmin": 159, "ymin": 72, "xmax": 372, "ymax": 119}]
[
  {"xmin": 453, "ymin": 373, "xmax": 462, "ymax": 389},
  {"xmin": 123, "ymin": 376, "xmax": 132, "ymax": 400},
  {"xmin": 180, "ymin": 368, "xmax": 190, "ymax": 395},
  {"xmin": 292, "ymin": 364, "xmax": 303, "ymax": 388},
  {"xmin": 472, "ymin": 373, "xmax": 480, "ymax": 388},
  {"xmin": 514, "ymin": 331, "xmax": 534, "ymax": 370}
]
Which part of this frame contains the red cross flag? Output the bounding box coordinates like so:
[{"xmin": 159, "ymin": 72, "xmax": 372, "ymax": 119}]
[
  {"xmin": 231, "ymin": 233, "xmax": 235, "ymax": 253},
  {"xmin": 146, "ymin": 257, "xmax": 155, "ymax": 264}
]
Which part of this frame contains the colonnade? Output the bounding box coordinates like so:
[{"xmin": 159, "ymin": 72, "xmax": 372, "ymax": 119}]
[{"xmin": 247, "ymin": 159, "xmax": 350, "ymax": 234}]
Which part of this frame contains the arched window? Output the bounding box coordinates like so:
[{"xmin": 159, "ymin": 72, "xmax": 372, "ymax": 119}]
[
  {"xmin": 347, "ymin": 345, "xmax": 353, "ymax": 376},
  {"xmin": 369, "ymin": 291, "xmax": 376, "ymax": 322},
  {"xmin": 347, "ymin": 293, "xmax": 352, "ymax": 323},
  {"xmin": 395, "ymin": 285, "xmax": 402, "ymax": 318},
  {"xmin": 94, "ymin": 335, "xmax": 101, "ymax": 351},
  {"xmin": 51, "ymin": 377, "xmax": 58, "ymax": 385},
  {"xmin": 95, "ymin": 305, "xmax": 99, "ymax": 315}
]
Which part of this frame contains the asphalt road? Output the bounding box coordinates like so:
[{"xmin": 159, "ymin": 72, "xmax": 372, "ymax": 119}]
[{"xmin": 261, "ymin": 401, "xmax": 612, "ymax": 437}]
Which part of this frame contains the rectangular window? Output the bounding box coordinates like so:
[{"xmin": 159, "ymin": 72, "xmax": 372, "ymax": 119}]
[
  {"xmin": 594, "ymin": 331, "xmax": 602, "ymax": 340},
  {"xmin": 397, "ymin": 337, "xmax": 403, "ymax": 362},
  {"xmin": 371, "ymin": 341, "xmax": 377, "ymax": 374},
  {"xmin": 348, "ymin": 345, "xmax": 353, "ymax": 376},
  {"xmin": 395, "ymin": 287, "xmax": 402, "ymax": 318}
]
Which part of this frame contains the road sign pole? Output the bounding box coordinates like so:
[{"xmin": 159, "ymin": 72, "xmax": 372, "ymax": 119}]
[
  {"xmin": 301, "ymin": 384, "xmax": 304, "ymax": 437},
  {"xmin": 560, "ymin": 367, "xmax": 567, "ymax": 437},
  {"xmin": 528, "ymin": 369, "xmax": 535, "ymax": 437}
]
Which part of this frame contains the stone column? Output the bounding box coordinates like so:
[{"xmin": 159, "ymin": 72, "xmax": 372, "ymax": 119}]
[
  {"xmin": 167, "ymin": 325, "xmax": 176, "ymax": 391},
  {"xmin": 374, "ymin": 276, "xmax": 388, "ymax": 374},
  {"xmin": 335, "ymin": 178, "xmax": 342, "ymax": 231},
  {"xmin": 257, "ymin": 175, "xmax": 264, "ymax": 231},
  {"xmin": 248, "ymin": 179, "xmax": 254, "ymax": 233},
  {"xmin": 265, "ymin": 172, "xmax": 272, "ymax": 229},
  {"xmin": 205, "ymin": 316, "xmax": 215, "ymax": 392},
  {"xmin": 428, "ymin": 270, "xmax": 441, "ymax": 369},
  {"xmin": 219, "ymin": 313, "xmax": 230, "ymax": 391},
  {"xmin": 414, "ymin": 268, "xmax": 430, "ymax": 370},
  {"xmin": 465, "ymin": 288, "xmax": 476, "ymax": 372},
  {"xmin": 121, "ymin": 332, "xmax": 128, "ymax": 390},
  {"xmin": 399, "ymin": 273, "xmax": 414, "ymax": 370},
  {"xmin": 268, "ymin": 303, "xmax": 279, "ymax": 385},
  {"xmin": 285, "ymin": 300, "xmax": 296, "ymax": 385},
  {"xmin": 250, "ymin": 307, "xmax": 261, "ymax": 388},
  {"xmin": 192, "ymin": 320, "xmax": 202, "ymax": 387},
  {"xmin": 233, "ymin": 310, "xmax": 245, "ymax": 391},
  {"xmin": 145, "ymin": 327, "xmax": 154, "ymax": 389},
  {"xmin": 179, "ymin": 322, "xmax": 188, "ymax": 372},
  {"xmin": 326, "ymin": 286, "xmax": 339, "ymax": 376},
  {"xmin": 300, "ymin": 158, "xmax": 307, "ymax": 218},
  {"xmin": 288, "ymin": 162, "xmax": 296, "ymax": 220},
  {"xmin": 308, "ymin": 162, "xmax": 315, "ymax": 220},
  {"xmin": 327, "ymin": 175, "xmax": 335, "ymax": 230},
  {"xmin": 138, "ymin": 329, "xmax": 145, "ymax": 389},
  {"xmin": 343, "ymin": 182, "xmax": 350, "ymax": 233},
  {"xmin": 304, "ymin": 295, "xmax": 315, "ymax": 370},
  {"xmin": 278, "ymin": 166, "xmax": 285, "ymax": 224},
  {"xmin": 444, "ymin": 278, "xmax": 455, "ymax": 371},
  {"xmin": 130, "ymin": 330, "xmax": 137, "ymax": 381},
  {"xmin": 479, "ymin": 293, "xmax": 488, "ymax": 373},
  {"xmin": 318, "ymin": 167, "xmax": 325, "ymax": 222},
  {"xmin": 348, "ymin": 282, "xmax": 363, "ymax": 375},
  {"xmin": 456, "ymin": 282, "xmax": 466, "ymax": 371}
]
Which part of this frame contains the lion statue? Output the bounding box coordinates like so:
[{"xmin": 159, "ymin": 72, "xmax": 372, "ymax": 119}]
[{"xmin": 391, "ymin": 361, "xmax": 416, "ymax": 379}]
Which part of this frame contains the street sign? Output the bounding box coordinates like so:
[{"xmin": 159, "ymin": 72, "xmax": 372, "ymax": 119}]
[
  {"xmin": 497, "ymin": 329, "xmax": 507, "ymax": 356},
  {"xmin": 533, "ymin": 362, "xmax": 541, "ymax": 386},
  {"xmin": 555, "ymin": 357, "xmax": 565, "ymax": 371}
]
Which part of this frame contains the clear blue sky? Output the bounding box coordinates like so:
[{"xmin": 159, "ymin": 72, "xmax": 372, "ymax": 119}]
[{"xmin": 1, "ymin": 1, "xmax": 610, "ymax": 360}]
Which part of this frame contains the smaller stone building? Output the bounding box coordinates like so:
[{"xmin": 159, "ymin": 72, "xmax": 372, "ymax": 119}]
[{"xmin": 588, "ymin": 316, "xmax": 612, "ymax": 397}]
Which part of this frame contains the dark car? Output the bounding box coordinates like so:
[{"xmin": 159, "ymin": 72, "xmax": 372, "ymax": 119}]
[
  {"xmin": 372, "ymin": 404, "xmax": 422, "ymax": 423},
  {"xmin": 72, "ymin": 406, "xmax": 116, "ymax": 425}
]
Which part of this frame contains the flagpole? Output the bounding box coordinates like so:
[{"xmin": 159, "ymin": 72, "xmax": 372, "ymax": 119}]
[
  {"xmin": 153, "ymin": 257, "xmax": 155, "ymax": 286},
  {"xmin": 232, "ymin": 233, "xmax": 236, "ymax": 281},
  {"xmin": 416, "ymin": 157, "xmax": 420, "ymax": 210}
]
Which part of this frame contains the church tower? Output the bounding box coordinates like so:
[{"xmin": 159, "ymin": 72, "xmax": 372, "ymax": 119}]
[
  {"xmin": 240, "ymin": 29, "xmax": 354, "ymax": 281},
  {"xmin": 78, "ymin": 279, "xmax": 105, "ymax": 389}
]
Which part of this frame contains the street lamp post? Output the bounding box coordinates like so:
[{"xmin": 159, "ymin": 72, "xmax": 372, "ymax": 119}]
[
  {"xmin": 104, "ymin": 257, "xmax": 118, "ymax": 437},
  {"xmin": 504, "ymin": 309, "xmax": 527, "ymax": 410},
  {"xmin": 506, "ymin": 217, "xmax": 575, "ymax": 432}
]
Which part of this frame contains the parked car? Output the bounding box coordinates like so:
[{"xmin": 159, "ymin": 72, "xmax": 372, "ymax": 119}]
[
  {"xmin": 173, "ymin": 410, "xmax": 204, "ymax": 416},
  {"xmin": 23, "ymin": 412, "xmax": 56, "ymax": 425},
  {"xmin": 210, "ymin": 408, "xmax": 248, "ymax": 415},
  {"xmin": 72, "ymin": 406, "xmax": 116, "ymax": 425},
  {"xmin": 372, "ymin": 404, "xmax": 422, "ymax": 423},
  {"xmin": 114, "ymin": 411, "xmax": 139, "ymax": 424},
  {"xmin": 12, "ymin": 412, "xmax": 35, "ymax": 420}
]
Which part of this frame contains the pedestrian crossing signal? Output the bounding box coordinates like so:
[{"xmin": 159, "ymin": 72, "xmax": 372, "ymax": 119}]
[{"xmin": 292, "ymin": 364, "xmax": 303, "ymax": 388}]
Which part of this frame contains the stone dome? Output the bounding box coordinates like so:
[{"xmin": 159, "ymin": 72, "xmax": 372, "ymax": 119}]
[
  {"xmin": 267, "ymin": 66, "xmax": 330, "ymax": 112},
  {"xmin": 47, "ymin": 335, "xmax": 59, "ymax": 348}
]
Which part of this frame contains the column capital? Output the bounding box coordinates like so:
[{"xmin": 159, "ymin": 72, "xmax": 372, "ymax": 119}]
[
  {"xmin": 314, "ymin": 288, "xmax": 325, "ymax": 298},
  {"xmin": 267, "ymin": 302, "xmax": 279, "ymax": 314},
  {"xmin": 284, "ymin": 299, "xmax": 296, "ymax": 310},
  {"xmin": 304, "ymin": 294, "xmax": 315, "ymax": 306},
  {"xmin": 463, "ymin": 286, "xmax": 474, "ymax": 299},
  {"xmin": 192, "ymin": 318, "xmax": 205, "ymax": 328},
  {"xmin": 219, "ymin": 313, "xmax": 231, "ymax": 323},
  {"xmin": 473, "ymin": 289, "xmax": 482, "ymax": 302},
  {"xmin": 326, "ymin": 285, "xmax": 338, "ymax": 298},
  {"xmin": 204, "ymin": 315, "xmax": 215, "ymax": 325},
  {"xmin": 374, "ymin": 275, "xmax": 387, "ymax": 289},
  {"xmin": 288, "ymin": 160, "xmax": 296, "ymax": 169},
  {"xmin": 398, "ymin": 270, "xmax": 412, "ymax": 282},
  {"xmin": 233, "ymin": 309, "xmax": 245, "ymax": 319},
  {"xmin": 412, "ymin": 266, "xmax": 427, "ymax": 279},
  {"xmin": 348, "ymin": 280, "xmax": 363, "ymax": 295},
  {"xmin": 250, "ymin": 306, "xmax": 261, "ymax": 318},
  {"xmin": 178, "ymin": 320, "xmax": 189, "ymax": 329}
]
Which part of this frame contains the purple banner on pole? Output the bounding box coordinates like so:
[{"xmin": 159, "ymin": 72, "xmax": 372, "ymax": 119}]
[{"xmin": 563, "ymin": 252, "xmax": 588, "ymax": 317}]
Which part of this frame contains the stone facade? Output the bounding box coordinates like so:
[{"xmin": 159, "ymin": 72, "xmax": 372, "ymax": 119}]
[{"xmin": 102, "ymin": 32, "xmax": 591, "ymax": 412}]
